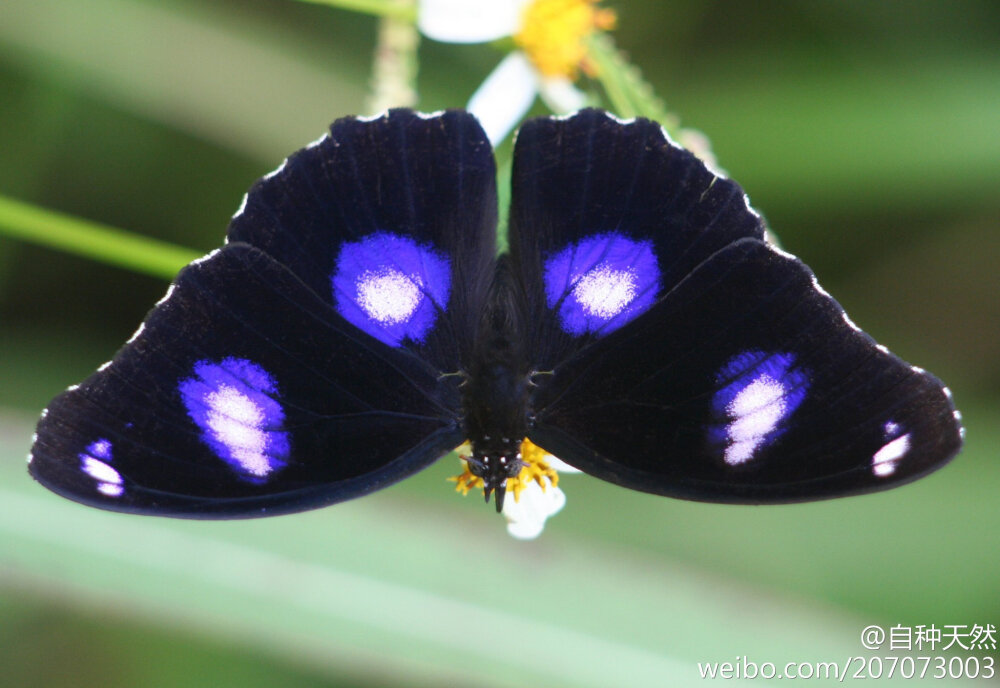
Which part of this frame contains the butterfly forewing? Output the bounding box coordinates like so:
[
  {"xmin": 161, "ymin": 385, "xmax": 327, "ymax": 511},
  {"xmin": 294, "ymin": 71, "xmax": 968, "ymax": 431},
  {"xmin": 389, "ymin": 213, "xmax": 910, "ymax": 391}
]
[
  {"xmin": 509, "ymin": 109, "xmax": 764, "ymax": 368},
  {"xmin": 511, "ymin": 110, "xmax": 962, "ymax": 502},
  {"xmin": 228, "ymin": 109, "xmax": 498, "ymax": 371}
]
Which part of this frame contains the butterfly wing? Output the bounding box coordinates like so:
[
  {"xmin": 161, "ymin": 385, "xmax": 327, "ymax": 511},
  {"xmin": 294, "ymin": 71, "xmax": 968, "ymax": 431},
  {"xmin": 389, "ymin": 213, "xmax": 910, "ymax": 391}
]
[
  {"xmin": 510, "ymin": 110, "xmax": 963, "ymax": 502},
  {"xmin": 30, "ymin": 109, "xmax": 496, "ymax": 517},
  {"xmin": 509, "ymin": 109, "xmax": 764, "ymax": 369},
  {"xmin": 228, "ymin": 108, "xmax": 497, "ymax": 370}
]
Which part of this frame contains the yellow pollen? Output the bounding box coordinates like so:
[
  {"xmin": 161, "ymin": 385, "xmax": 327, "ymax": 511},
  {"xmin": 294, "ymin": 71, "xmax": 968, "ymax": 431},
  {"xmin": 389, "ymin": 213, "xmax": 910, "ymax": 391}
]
[
  {"xmin": 449, "ymin": 438, "xmax": 560, "ymax": 503},
  {"xmin": 514, "ymin": 0, "xmax": 617, "ymax": 79}
]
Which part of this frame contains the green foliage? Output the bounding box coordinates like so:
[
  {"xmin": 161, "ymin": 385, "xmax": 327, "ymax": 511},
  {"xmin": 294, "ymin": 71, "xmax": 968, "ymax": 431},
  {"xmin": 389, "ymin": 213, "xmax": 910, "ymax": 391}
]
[{"xmin": 0, "ymin": 195, "xmax": 199, "ymax": 279}]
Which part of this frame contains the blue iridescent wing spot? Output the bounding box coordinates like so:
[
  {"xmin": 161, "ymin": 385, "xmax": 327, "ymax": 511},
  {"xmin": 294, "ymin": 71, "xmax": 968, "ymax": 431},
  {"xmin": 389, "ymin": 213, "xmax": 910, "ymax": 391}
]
[
  {"xmin": 872, "ymin": 420, "xmax": 911, "ymax": 477},
  {"xmin": 79, "ymin": 438, "xmax": 124, "ymax": 497},
  {"xmin": 543, "ymin": 232, "xmax": 660, "ymax": 336},
  {"xmin": 331, "ymin": 231, "xmax": 451, "ymax": 347},
  {"xmin": 708, "ymin": 351, "xmax": 810, "ymax": 466},
  {"xmin": 179, "ymin": 357, "xmax": 290, "ymax": 483}
]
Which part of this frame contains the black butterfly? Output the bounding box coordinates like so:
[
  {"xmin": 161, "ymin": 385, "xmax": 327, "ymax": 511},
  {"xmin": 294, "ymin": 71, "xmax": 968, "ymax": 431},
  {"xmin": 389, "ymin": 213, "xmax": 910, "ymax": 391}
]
[{"xmin": 29, "ymin": 108, "xmax": 963, "ymax": 523}]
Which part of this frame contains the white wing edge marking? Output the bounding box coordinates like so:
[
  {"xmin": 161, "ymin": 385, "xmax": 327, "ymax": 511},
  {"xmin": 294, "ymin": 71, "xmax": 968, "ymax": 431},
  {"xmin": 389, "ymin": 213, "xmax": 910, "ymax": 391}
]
[{"xmin": 154, "ymin": 283, "xmax": 177, "ymax": 307}]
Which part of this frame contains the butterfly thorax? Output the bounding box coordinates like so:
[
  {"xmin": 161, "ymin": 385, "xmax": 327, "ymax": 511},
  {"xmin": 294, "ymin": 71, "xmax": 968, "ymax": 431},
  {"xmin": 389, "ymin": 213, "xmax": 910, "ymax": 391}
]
[
  {"xmin": 461, "ymin": 255, "xmax": 533, "ymax": 512},
  {"xmin": 461, "ymin": 356, "xmax": 531, "ymax": 513}
]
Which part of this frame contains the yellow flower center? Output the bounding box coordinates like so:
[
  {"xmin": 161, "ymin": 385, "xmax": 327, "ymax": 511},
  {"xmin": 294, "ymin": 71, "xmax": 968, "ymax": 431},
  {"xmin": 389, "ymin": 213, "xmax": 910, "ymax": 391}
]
[
  {"xmin": 514, "ymin": 0, "xmax": 617, "ymax": 79},
  {"xmin": 450, "ymin": 438, "xmax": 559, "ymax": 503}
]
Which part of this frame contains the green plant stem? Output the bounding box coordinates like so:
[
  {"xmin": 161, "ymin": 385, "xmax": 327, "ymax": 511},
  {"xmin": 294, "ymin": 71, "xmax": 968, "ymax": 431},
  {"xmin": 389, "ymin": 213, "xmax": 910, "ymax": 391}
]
[
  {"xmin": 587, "ymin": 33, "xmax": 678, "ymax": 134},
  {"xmin": 291, "ymin": 0, "xmax": 417, "ymax": 21},
  {"xmin": 495, "ymin": 150, "xmax": 512, "ymax": 252},
  {"xmin": 587, "ymin": 42, "xmax": 636, "ymax": 118},
  {"xmin": 0, "ymin": 195, "xmax": 200, "ymax": 280},
  {"xmin": 366, "ymin": 0, "xmax": 420, "ymax": 112}
]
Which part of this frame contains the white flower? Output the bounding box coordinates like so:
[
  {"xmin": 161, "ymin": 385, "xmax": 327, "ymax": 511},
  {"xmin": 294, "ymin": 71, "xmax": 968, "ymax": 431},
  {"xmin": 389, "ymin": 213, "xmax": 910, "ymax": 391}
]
[
  {"xmin": 418, "ymin": 0, "xmax": 616, "ymax": 144},
  {"xmin": 503, "ymin": 480, "xmax": 566, "ymax": 539},
  {"xmin": 502, "ymin": 453, "xmax": 580, "ymax": 539},
  {"xmin": 450, "ymin": 440, "xmax": 582, "ymax": 539}
]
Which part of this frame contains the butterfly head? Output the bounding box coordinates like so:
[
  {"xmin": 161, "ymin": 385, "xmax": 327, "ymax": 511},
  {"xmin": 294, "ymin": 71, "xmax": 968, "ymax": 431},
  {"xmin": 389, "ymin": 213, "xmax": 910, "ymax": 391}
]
[{"xmin": 465, "ymin": 442, "xmax": 526, "ymax": 513}]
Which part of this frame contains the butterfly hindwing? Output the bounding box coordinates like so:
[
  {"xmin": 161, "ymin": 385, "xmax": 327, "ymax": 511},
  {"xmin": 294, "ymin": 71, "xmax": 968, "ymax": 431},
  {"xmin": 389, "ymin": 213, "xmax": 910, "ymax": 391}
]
[
  {"xmin": 513, "ymin": 110, "xmax": 962, "ymax": 502},
  {"xmin": 28, "ymin": 110, "xmax": 499, "ymax": 517},
  {"xmin": 30, "ymin": 244, "xmax": 466, "ymax": 516}
]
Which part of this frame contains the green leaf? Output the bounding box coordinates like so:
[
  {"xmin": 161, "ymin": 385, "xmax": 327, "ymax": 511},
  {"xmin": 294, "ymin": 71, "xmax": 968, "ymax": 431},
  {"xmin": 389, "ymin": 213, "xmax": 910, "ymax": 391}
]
[
  {"xmin": 291, "ymin": 0, "xmax": 417, "ymax": 22},
  {"xmin": 0, "ymin": 195, "xmax": 199, "ymax": 279}
]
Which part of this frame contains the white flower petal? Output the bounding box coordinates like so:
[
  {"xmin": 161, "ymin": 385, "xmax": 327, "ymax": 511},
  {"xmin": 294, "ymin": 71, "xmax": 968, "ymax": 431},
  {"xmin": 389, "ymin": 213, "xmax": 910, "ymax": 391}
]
[
  {"xmin": 539, "ymin": 77, "xmax": 588, "ymax": 114},
  {"xmin": 545, "ymin": 454, "xmax": 583, "ymax": 474},
  {"xmin": 467, "ymin": 52, "xmax": 539, "ymax": 145},
  {"xmin": 503, "ymin": 482, "xmax": 566, "ymax": 540},
  {"xmin": 418, "ymin": 0, "xmax": 523, "ymax": 44},
  {"xmin": 507, "ymin": 517, "xmax": 546, "ymax": 540}
]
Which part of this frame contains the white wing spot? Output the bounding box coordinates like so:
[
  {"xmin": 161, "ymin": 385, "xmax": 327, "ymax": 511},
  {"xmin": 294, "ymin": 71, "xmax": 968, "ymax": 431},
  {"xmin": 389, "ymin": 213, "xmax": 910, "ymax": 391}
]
[
  {"xmin": 724, "ymin": 375, "xmax": 787, "ymax": 465},
  {"xmin": 872, "ymin": 433, "xmax": 910, "ymax": 477},
  {"xmin": 204, "ymin": 385, "xmax": 274, "ymax": 478},
  {"xmin": 356, "ymin": 268, "xmax": 423, "ymax": 325},
  {"xmin": 82, "ymin": 457, "xmax": 120, "ymax": 484},
  {"xmin": 572, "ymin": 264, "xmax": 637, "ymax": 319},
  {"xmin": 98, "ymin": 482, "xmax": 125, "ymax": 497}
]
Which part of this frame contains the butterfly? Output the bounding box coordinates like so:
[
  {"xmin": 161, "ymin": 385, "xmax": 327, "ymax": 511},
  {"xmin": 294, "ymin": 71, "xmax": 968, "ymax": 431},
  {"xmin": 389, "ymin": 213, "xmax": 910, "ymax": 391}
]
[{"xmin": 29, "ymin": 108, "xmax": 963, "ymax": 525}]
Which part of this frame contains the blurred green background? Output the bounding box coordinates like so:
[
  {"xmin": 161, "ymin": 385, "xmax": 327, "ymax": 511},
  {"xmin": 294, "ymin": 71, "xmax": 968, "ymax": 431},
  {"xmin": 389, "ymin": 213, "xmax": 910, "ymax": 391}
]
[{"xmin": 1, "ymin": 0, "xmax": 997, "ymax": 685}]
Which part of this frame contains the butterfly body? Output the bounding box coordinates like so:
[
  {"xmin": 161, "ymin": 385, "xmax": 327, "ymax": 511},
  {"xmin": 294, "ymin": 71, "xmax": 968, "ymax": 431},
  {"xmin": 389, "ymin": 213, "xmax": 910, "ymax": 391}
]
[
  {"xmin": 460, "ymin": 258, "xmax": 535, "ymax": 511},
  {"xmin": 29, "ymin": 108, "xmax": 962, "ymax": 529}
]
